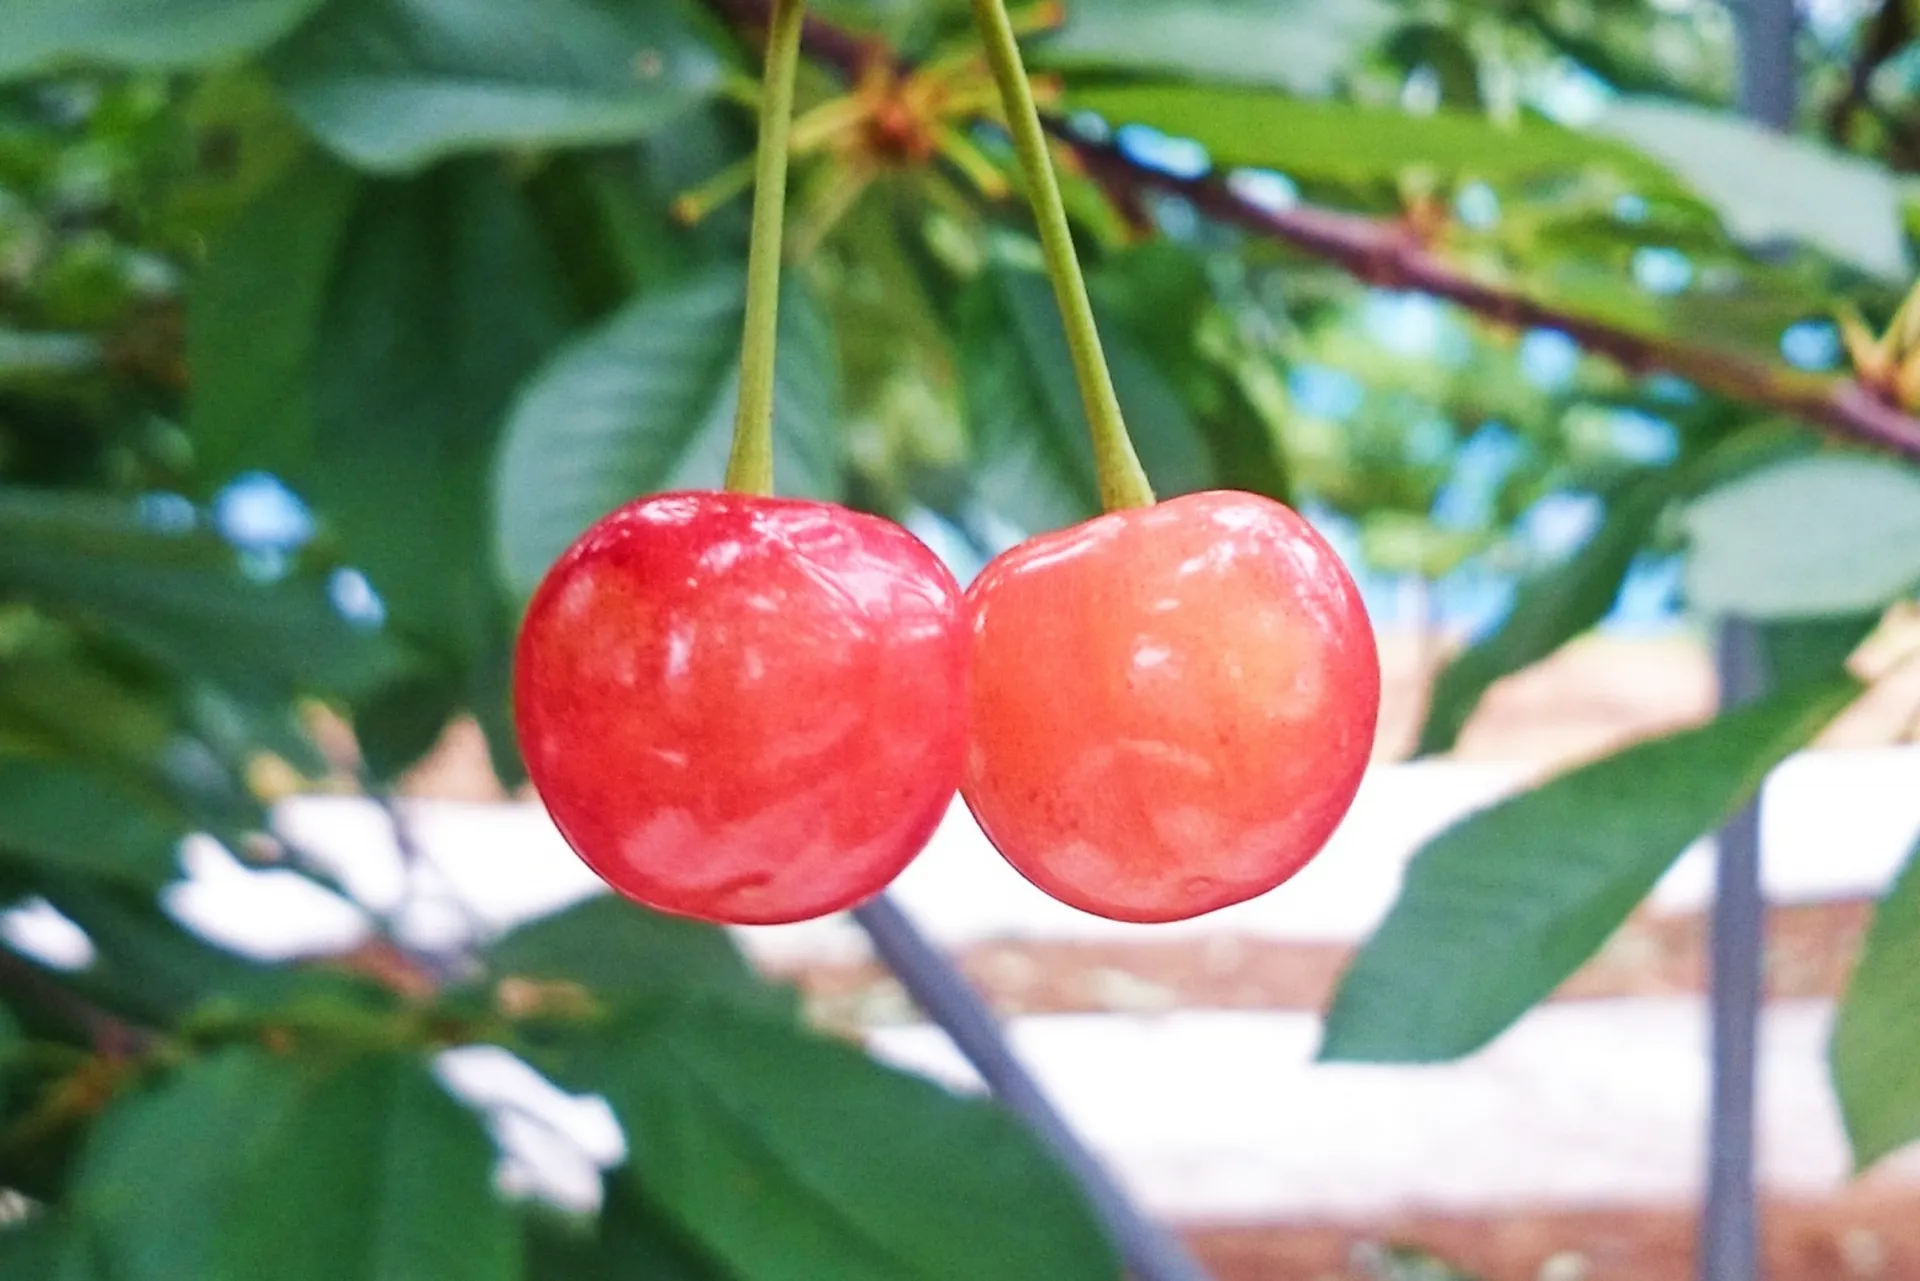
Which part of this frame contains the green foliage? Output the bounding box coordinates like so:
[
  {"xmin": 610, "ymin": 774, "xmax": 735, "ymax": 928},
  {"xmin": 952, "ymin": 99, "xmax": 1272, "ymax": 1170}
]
[
  {"xmin": 0, "ymin": 487, "xmax": 396, "ymax": 703},
  {"xmin": 1068, "ymin": 84, "xmax": 1678, "ymax": 191},
  {"xmin": 1322, "ymin": 669, "xmax": 1863, "ymax": 1062},
  {"xmin": 494, "ymin": 268, "xmax": 844, "ymax": 597},
  {"xmin": 1591, "ymin": 101, "xmax": 1913, "ymax": 282},
  {"xmin": 5, "ymin": 0, "xmax": 1920, "ymax": 1267},
  {"xmin": 1416, "ymin": 467, "xmax": 1677, "ymax": 755},
  {"xmin": 1682, "ymin": 453, "xmax": 1920, "ymax": 618},
  {"xmin": 959, "ymin": 259, "xmax": 1211, "ymax": 533},
  {"xmin": 1030, "ymin": 0, "xmax": 1396, "ymax": 96},
  {"xmin": 548, "ymin": 996, "xmax": 1121, "ymax": 1281},
  {"xmin": 264, "ymin": 0, "xmax": 726, "ymax": 172},
  {"xmin": 78, "ymin": 1049, "xmax": 519, "ymax": 1281},
  {"xmin": 0, "ymin": 0, "xmax": 325, "ymax": 80},
  {"xmin": 1832, "ymin": 835, "xmax": 1920, "ymax": 1170}
]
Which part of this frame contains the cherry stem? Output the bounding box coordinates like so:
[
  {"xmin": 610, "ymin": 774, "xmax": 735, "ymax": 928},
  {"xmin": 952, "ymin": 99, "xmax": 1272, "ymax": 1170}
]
[
  {"xmin": 724, "ymin": 0, "xmax": 808, "ymax": 496},
  {"xmin": 969, "ymin": 0, "xmax": 1154, "ymax": 512}
]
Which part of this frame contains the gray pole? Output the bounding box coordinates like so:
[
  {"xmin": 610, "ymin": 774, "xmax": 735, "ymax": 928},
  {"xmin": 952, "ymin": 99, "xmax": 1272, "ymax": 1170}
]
[
  {"xmin": 1704, "ymin": 619, "xmax": 1769, "ymax": 1281},
  {"xmin": 853, "ymin": 896, "xmax": 1216, "ymax": 1281},
  {"xmin": 1704, "ymin": 3, "xmax": 1796, "ymax": 1278}
]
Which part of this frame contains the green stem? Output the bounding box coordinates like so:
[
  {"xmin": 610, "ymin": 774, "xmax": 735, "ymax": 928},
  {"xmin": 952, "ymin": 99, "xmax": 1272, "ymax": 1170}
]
[
  {"xmin": 724, "ymin": 0, "xmax": 809, "ymax": 496},
  {"xmin": 969, "ymin": 0, "xmax": 1154, "ymax": 512}
]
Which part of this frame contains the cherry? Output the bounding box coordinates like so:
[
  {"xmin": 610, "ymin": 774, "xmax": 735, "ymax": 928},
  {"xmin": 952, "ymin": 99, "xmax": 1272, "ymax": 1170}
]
[
  {"xmin": 960, "ymin": 489, "xmax": 1381, "ymax": 923},
  {"xmin": 513, "ymin": 491, "xmax": 969, "ymax": 926}
]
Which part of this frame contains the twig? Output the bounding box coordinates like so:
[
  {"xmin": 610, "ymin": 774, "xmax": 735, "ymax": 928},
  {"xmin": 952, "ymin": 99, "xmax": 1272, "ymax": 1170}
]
[{"xmin": 706, "ymin": 0, "xmax": 1920, "ymax": 464}]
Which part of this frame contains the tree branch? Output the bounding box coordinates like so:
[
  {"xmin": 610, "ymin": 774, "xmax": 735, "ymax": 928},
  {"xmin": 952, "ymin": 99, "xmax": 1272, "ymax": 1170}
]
[{"xmin": 706, "ymin": 0, "xmax": 1920, "ymax": 464}]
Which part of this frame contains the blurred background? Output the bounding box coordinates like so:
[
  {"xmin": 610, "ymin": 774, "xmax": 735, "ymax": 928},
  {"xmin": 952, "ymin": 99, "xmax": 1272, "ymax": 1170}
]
[{"xmin": 4, "ymin": 0, "xmax": 1920, "ymax": 1278}]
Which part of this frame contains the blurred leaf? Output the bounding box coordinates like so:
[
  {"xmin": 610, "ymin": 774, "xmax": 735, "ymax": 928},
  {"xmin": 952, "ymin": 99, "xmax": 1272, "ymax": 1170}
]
[
  {"xmin": 1030, "ymin": 0, "xmax": 1395, "ymax": 96},
  {"xmin": 0, "ymin": 760, "xmax": 183, "ymax": 889},
  {"xmin": 214, "ymin": 1053, "xmax": 518, "ymax": 1281},
  {"xmin": 1756, "ymin": 613, "xmax": 1882, "ymax": 691},
  {"xmin": 0, "ymin": 1218, "xmax": 102, "ymax": 1280},
  {"xmin": 1593, "ymin": 100, "xmax": 1911, "ymax": 282},
  {"xmin": 0, "ymin": 0, "xmax": 323, "ymax": 80},
  {"xmin": 187, "ymin": 154, "xmax": 363, "ymax": 487},
  {"xmin": 79, "ymin": 1048, "xmax": 514, "ymax": 1281},
  {"xmin": 1067, "ymin": 84, "xmax": 1677, "ymax": 189},
  {"xmin": 1322, "ymin": 671, "xmax": 1862, "ymax": 1062},
  {"xmin": 484, "ymin": 895, "xmax": 787, "ymax": 1013},
  {"xmin": 1418, "ymin": 469, "xmax": 1675, "ymax": 755},
  {"xmin": 306, "ymin": 160, "xmax": 568, "ymax": 656},
  {"xmin": 1382, "ymin": 23, "xmax": 1482, "ymax": 109},
  {"xmin": 525, "ymin": 1181, "xmax": 729, "ymax": 1281},
  {"xmin": 552, "ymin": 997, "xmax": 1121, "ymax": 1281},
  {"xmin": 266, "ymin": 0, "xmax": 724, "ymax": 172},
  {"xmin": 1832, "ymin": 835, "xmax": 1920, "ymax": 1170},
  {"xmin": 1092, "ymin": 243, "xmax": 1291, "ymax": 501},
  {"xmin": 0, "ymin": 1000, "xmax": 19, "ymax": 1106},
  {"xmin": 350, "ymin": 666, "xmax": 464, "ymax": 783},
  {"xmin": 1681, "ymin": 453, "xmax": 1920, "ymax": 619},
  {"xmin": 78, "ymin": 1049, "xmax": 305, "ymax": 1281},
  {"xmin": 960, "ymin": 262, "xmax": 1211, "ymax": 535},
  {"xmin": 0, "ymin": 487, "xmax": 397, "ymax": 704},
  {"xmin": 493, "ymin": 267, "xmax": 842, "ymax": 598},
  {"xmin": 0, "ymin": 640, "xmax": 173, "ymax": 776}
]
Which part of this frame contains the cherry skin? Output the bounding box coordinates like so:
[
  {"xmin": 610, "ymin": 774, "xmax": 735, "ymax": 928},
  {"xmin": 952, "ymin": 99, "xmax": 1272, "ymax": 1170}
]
[
  {"xmin": 513, "ymin": 491, "xmax": 969, "ymax": 926},
  {"xmin": 960, "ymin": 489, "xmax": 1381, "ymax": 923}
]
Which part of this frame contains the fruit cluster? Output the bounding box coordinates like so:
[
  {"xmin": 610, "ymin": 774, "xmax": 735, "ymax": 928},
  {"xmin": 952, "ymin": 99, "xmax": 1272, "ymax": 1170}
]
[
  {"xmin": 513, "ymin": 486, "xmax": 1380, "ymax": 925},
  {"xmin": 507, "ymin": 0, "xmax": 1381, "ymax": 927}
]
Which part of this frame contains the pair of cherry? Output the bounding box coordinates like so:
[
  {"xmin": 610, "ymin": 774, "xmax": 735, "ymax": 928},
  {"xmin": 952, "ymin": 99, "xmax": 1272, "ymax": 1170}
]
[{"xmin": 512, "ymin": 485, "xmax": 1381, "ymax": 926}]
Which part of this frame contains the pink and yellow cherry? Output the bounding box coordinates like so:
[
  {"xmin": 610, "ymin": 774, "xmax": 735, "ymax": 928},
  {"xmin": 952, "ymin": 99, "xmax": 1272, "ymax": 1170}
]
[
  {"xmin": 960, "ymin": 489, "xmax": 1381, "ymax": 924},
  {"xmin": 513, "ymin": 491, "xmax": 969, "ymax": 926}
]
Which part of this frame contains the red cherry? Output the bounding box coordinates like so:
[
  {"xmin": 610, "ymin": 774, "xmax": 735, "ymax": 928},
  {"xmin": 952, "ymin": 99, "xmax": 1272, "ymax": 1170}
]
[
  {"xmin": 513, "ymin": 492, "xmax": 969, "ymax": 926},
  {"xmin": 960, "ymin": 490, "xmax": 1380, "ymax": 923}
]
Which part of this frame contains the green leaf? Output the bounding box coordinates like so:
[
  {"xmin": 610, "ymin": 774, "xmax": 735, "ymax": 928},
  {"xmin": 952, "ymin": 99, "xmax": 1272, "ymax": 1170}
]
[
  {"xmin": 80, "ymin": 1048, "xmax": 516, "ymax": 1281},
  {"xmin": 0, "ymin": 639, "xmax": 174, "ymax": 778},
  {"xmin": 1065, "ymin": 84, "xmax": 1678, "ymax": 190},
  {"xmin": 1592, "ymin": 100, "xmax": 1912, "ymax": 282},
  {"xmin": 959, "ymin": 261, "xmax": 1211, "ymax": 536},
  {"xmin": 1682, "ymin": 453, "xmax": 1920, "ymax": 620},
  {"xmin": 1322, "ymin": 672, "xmax": 1863, "ymax": 1062},
  {"xmin": 0, "ymin": 760, "xmax": 184, "ymax": 889},
  {"xmin": 0, "ymin": 0, "xmax": 324, "ymax": 81},
  {"xmin": 484, "ymin": 895, "xmax": 786, "ymax": 1013},
  {"xmin": 553, "ymin": 998, "xmax": 1120, "ymax": 1281},
  {"xmin": 215, "ymin": 1054, "xmax": 518, "ymax": 1281},
  {"xmin": 1417, "ymin": 469, "xmax": 1675, "ymax": 756},
  {"xmin": 266, "ymin": 0, "xmax": 723, "ymax": 173},
  {"xmin": 306, "ymin": 160, "xmax": 568, "ymax": 656},
  {"xmin": 1833, "ymin": 835, "xmax": 1920, "ymax": 1170},
  {"xmin": 0, "ymin": 1000, "xmax": 19, "ymax": 1108},
  {"xmin": 1029, "ymin": 0, "xmax": 1396, "ymax": 96},
  {"xmin": 493, "ymin": 268, "xmax": 843, "ymax": 598},
  {"xmin": 187, "ymin": 153, "xmax": 363, "ymax": 487},
  {"xmin": 0, "ymin": 1218, "xmax": 102, "ymax": 1280},
  {"xmin": 78, "ymin": 1049, "xmax": 306, "ymax": 1281},
  {"xmin": 525, "ymin": 1182, "xmax": 729, "ymax": 1281},
  {"xmin": 1755, "ymin": 614, "xmax": 1882, "ymax": 692},
  {"xmin": 0, "ymin": 487, "xmax": 397, "ymax": 704},
  {"xmin": 1090, "ymin": 243, "xmax": 1291, "ymax": 502}
]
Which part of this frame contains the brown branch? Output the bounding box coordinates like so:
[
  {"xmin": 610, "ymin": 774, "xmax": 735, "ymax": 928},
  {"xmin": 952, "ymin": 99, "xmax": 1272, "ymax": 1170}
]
[{"xmin": 708, "ymin": 0, "xmax": 1920, "ymax": 464}]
